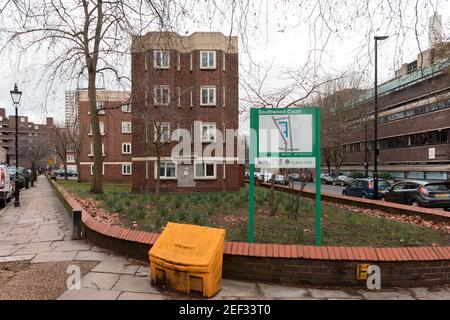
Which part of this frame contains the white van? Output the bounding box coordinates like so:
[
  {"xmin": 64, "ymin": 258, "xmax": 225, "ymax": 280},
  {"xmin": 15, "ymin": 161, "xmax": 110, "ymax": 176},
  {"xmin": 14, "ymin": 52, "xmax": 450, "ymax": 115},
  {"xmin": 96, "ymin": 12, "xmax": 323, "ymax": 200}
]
[{"xmin": 0, "ymin": 164, "xmax": 13, "ymax": 208}]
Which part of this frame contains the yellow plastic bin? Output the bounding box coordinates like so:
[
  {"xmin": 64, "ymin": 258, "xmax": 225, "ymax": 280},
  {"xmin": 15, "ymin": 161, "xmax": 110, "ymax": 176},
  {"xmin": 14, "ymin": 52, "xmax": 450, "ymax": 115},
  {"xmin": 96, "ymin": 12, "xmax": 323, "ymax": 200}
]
[{"xmin": 149, "ymin": 222, "xmax": 226, "ymax": 298}]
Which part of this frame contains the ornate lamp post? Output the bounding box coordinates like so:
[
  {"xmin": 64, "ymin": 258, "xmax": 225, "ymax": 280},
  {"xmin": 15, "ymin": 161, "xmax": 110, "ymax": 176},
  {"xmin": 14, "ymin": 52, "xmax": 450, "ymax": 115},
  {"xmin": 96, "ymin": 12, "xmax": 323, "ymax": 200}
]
[
  {"xmin": 373, "ymin": 35, "xmax": 388, "ymax": 199},
  {"xmin": 10, "ymin": 83, "xmax": 22, "ymax": 207}
]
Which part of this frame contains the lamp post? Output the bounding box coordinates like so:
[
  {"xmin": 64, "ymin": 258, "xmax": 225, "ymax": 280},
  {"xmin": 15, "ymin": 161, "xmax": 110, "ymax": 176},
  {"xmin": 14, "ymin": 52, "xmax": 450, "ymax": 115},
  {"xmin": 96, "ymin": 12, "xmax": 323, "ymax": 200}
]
[
  {"xmin": 374, "ymin": 35, "xmax": 388, "ymax": 199},
  {"xmin": 10, "ymin": 83, "xmax": 22, "ymax": 208},
  {"xmin": 364, "ymin": 114, "xmax": 368, "ymax": 178}
]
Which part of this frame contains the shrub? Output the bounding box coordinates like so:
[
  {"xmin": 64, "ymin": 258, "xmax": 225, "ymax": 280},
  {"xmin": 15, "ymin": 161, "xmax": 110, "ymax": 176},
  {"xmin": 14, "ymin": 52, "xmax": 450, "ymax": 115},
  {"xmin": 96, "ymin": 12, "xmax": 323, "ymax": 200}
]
[
  {"xmin": 113, "ymin": 202, "xmax": 124, "ymax": 213},
  {"xmin": 192, "ymin": 212, "xmax": 205, "ymax": 225},
  {"xmin": 379, "ymin": 172, "xmax": 394, "ymax": 180},
  {"xmin": 174, "ymin": 196, "xmax": 182, "ymax": 209},
  {"xmin": 352, "ymin": 171, "xmax": 364, "ymax": 179},
  {"xmin": 136, "ymin": 209, "xmax": 146, "ymax": 220}
]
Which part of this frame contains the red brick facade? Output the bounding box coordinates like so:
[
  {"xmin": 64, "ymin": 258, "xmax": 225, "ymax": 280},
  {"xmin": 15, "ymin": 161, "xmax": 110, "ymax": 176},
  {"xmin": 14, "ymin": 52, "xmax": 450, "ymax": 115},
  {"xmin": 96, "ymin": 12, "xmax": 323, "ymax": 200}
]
[
  {"xmin": 131, "ymin": 32, "xmax": 244, "ymax": 193},
  {"xmin": 78, "ymin": 90, "xmax": 132, "ymax": 183}
]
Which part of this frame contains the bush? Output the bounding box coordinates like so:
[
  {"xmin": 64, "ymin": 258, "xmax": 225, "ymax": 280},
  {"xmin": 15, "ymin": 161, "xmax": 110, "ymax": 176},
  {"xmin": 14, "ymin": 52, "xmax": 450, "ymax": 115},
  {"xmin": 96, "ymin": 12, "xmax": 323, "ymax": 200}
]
[
  {"xmin": 379, "ymin": 172, "xmax": 394, "ymax": 180},
  {"xmin": 352, "ymin": 171, "xmax": 365, "ymax": 179},
  {"xmin": 192, "ymin": 212, "xmax": 206, "ymax": 225}
]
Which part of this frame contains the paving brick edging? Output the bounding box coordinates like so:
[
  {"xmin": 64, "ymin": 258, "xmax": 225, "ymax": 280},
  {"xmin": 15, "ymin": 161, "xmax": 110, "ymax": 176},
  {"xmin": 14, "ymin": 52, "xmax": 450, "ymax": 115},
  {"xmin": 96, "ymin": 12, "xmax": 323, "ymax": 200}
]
[
  {"xmin": 49, "ymin": 178, "xmax": 450, "ymax": 288},
  {"xmin": 257, "ymin": 182, "xmax": 450, "ymax": 223}
]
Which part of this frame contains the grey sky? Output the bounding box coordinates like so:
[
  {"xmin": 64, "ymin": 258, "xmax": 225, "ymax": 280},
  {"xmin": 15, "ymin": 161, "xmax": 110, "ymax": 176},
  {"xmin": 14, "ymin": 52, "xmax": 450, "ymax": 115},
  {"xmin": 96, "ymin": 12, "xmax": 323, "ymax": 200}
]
[{"xmin": 0, "ymin": 0, "xmax": 449, "ymax": 125}]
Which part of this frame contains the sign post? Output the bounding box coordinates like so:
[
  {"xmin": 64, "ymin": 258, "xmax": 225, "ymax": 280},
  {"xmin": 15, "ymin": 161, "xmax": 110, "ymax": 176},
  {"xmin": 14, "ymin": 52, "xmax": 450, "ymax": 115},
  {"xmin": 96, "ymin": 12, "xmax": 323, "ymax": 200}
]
[{"xmin": 249, "ymin": 107, "xmax": 321, "ymax": 245}]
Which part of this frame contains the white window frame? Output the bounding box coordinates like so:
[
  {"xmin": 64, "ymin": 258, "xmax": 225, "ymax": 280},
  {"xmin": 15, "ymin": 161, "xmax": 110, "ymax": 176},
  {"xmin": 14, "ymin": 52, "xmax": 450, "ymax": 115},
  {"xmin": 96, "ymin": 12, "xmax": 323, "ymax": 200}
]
[
  {"xmin": 155, "ymin": 161, "xmax": 177, "ymax": 180},
  {"xmin": 154, "ymin": 122, "xmax": 170, "ymax": 143},
  {"xmin": 222, "ymin": 52, "xmax": 226, "ymax": 71},
  {"xmin": 122, "ymin": 143, "xmax": 132, "ymax": 154},
  {"xmin": 194, "ymin": 162, "xmax": 217, "ymax": 180},
  {"xmin": 121, "ymin": 104, "xmax": 131, "ymax": 113},
  {"xmin": 96, "ymin": 101, "xmax": 105, "ymax": 114},
  {"xmin": 201, "ymin": 123, "xmax": 216, "ymax": 143},
  {"xmin": 89, "ymin": 143, "xmax": 105, "ymax": 157},
  {"xmin": 222, "ymin": 87, "xmax": 226, "ymax": 108},
  {"xmin": 34, "ymin": 125, "xmax": 39, "ymax": 130},
  {"xmin": 144, "ymin": 54, "xmax": 148, "ymax": 71},
  {"xmin": 153, "ymin": 50, "xmax": 170, "ymax": 69},
  {"xmin": 200, "ymin": 86, "xmax": 216, "ymax": 106},
  {"xmin": 177, "ymin": 52, "xmax": 181, "ymax": 71},
  {"xmin": 190, "ymin": 89, "xmax": 193, "ymax": 108},
  {"xmin": 99, "ymin": 121, "xmax": 105, "ymax": 135},
  {"xmin": 177, "ymin": 87, "xmax": 181, "ymax": 108},
  {"xmin": 67, "ymin": 155, "xmax": 75, "ymax": 163},
  {"xmin": 154, "ymin": 85, "xmax": 170, "ymax": 106},
  {"xmin": 190, "ymin": 53, "xmax": 193, "ymax": 71},
  {"xmin": 200, "ymin": 51, "xmax": 216, "ymax": 69},
  {"xmin": 122, "ymin": 163, "xmax": 132, "ymax": 176},
  {"xmin": 122, "ymin": 121, "xmax": 132, "ymax": 134}
]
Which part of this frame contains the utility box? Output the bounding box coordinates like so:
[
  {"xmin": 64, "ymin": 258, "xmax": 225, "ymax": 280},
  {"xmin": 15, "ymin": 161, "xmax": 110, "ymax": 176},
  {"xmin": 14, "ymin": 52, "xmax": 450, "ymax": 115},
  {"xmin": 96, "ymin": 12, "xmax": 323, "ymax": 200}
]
[{"xmin": 149, "ymin": 222, "xmax": 226, "ymax": 298}]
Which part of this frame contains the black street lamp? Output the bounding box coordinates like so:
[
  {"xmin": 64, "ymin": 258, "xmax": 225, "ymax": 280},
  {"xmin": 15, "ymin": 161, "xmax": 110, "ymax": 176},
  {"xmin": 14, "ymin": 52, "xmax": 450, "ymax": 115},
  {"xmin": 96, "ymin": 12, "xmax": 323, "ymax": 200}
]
[
  {"xmin": 364, "ymin": 114, "xmax": 368, "ymax": 178},
  {"xmin": 10, "ymin": 83, "xmax": 22, "ymax": 208},
  {"xmin": 374, "ymin": 35, "xmax": 388, "ymax": 199}
]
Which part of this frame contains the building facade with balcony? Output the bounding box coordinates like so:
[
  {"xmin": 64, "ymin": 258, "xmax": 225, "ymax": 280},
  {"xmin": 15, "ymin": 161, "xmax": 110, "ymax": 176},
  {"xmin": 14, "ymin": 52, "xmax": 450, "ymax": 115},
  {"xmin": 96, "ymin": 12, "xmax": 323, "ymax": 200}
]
[
  {"xmin": 130, "ymin": 32, "xmax": 244, "ymax": 193},
  {"xmin": 78, "ymin": 90, "xmax": 132, "ymax": 183},
  {"xmin": 0, "ymin": 108, "xmax": 57, "ymax": 169},
  {"xmin": 338, "ymin": 45, "xmax": 450, "ymax": 180}
]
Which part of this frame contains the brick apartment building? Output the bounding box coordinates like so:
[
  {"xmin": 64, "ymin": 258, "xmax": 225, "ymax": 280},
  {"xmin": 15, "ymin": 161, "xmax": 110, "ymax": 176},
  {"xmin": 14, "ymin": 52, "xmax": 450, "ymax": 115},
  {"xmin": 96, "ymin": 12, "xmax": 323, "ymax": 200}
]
[
  {"xmin": 338, "ymin": 44, "xmax": 450, "ymax": 180},
  {"xmin": 0, "ymin": 108, "xmax": 57, "ymax": 169},
  {"xmin": 77, "ymin": 90, "xmax": 132, "ymax": 183},
  {"xmin": 130, "ymin": 32, "xmax": 244, "ymax": 193}
]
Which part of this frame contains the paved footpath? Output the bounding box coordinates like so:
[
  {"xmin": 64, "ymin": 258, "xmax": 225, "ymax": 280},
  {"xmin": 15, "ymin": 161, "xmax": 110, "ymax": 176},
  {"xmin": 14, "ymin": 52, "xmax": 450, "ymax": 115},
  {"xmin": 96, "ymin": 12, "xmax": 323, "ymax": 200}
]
[{"xmin": 0, "ymin": 176, "xmax": 449, "ymax": 300}]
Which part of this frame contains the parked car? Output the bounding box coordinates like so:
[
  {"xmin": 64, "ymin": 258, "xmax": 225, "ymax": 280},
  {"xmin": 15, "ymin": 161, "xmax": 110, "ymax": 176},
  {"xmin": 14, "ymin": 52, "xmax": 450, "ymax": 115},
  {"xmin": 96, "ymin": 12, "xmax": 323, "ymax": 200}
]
[
  {"xmin": 8, "ymin": 167, "xmax": 25, "ymax": 188},
  {"xmin": 333, "ymin": 175, "xmax": 353, "ymax": 186},
  {"xmin": 0, "ymin": 164, "xmax": 13, "ymax": 207},
  {"xmin": 288, "ymin": 173, "xmax": 300, "ymax": 181},
  {"xmin": 382, "ymin": 180, "xmax": 450, "ymax": 211},
  {"xmin": 320, "ymin": 173, "xmax": 335, "ymax": 185},
  {"xmin": 274, "ymin": 175, "xmax": 289, "ymax": 186},
  {"xmin": 342, "ymin": 178, "xmax": 391, "ymax": 200}
]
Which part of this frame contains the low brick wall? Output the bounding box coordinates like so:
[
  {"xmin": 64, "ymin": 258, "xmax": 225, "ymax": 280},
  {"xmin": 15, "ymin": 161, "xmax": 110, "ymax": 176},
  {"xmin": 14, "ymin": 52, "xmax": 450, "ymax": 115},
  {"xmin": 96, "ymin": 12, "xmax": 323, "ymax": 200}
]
[
  {"xmin": 49, "ymin": 178, "xmax": 450, "ymax": 288},
  {"xmin": 259, "ymin": 182, "xmax": 450, "ymax": 224}
]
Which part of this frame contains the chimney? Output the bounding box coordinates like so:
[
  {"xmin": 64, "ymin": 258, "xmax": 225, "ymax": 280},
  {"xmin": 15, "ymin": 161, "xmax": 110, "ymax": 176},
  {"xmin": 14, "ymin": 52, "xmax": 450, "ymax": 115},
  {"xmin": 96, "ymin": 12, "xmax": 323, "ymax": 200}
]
[
  {"xmin": 46, "ymin": 117, "xmax": 54, "ymax": 127},
  {"xmin": 429, "ymin": 12, "xmax": 443, "ymax": 48}
]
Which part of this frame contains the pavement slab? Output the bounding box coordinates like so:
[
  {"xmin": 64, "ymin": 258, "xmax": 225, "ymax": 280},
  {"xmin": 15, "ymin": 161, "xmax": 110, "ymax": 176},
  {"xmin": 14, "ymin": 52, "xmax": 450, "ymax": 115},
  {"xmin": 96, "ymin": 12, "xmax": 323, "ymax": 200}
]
[
  {"xmin": 51, "ymin": 240, "xmax": 92, "ymax": 252},
  {"xmin": 0, "ymin": 255, "xmax": 35, "ymax": 263},
  {"xmin": 360, "ymin": 290, "xmax": 416, "ymax": 300},
  {"xmin": 408, "ymin": 287, "xmax": 450, "ymax": 300},
  {"xmin": 31, "ymin": 251, "xmax": 78, "ymax": 263},
  {"xmin": 81, "ymin": 272, "xmax": 120, "ymax": 290},
  {"xmin": 216, "ymin": 279, "xmax": 260, "ymax": 298},
  {"xmin": 258, "ymin": 283, "xmax": 310, "ymax": 298},
  {"xmin": 308, "ymin": 289, "xmax": 361, "ymax": 300},
  {"xmin": 58, "ymin": 288, "xmax": 122, "ymax": 300},
  {"xmin": 111, "ymin": 274, "xmax": 160, "ymax": 294},
  {"xmin": 74, "ymin": 251, "xmax": 109, "ymax": 262},
  {"xmin": 117, "ymin": 292, "xmax": 165, "ymax": 300},
  {"xmin": 92, "ymin": 256, "xmax": 141, "ymax": 275}
]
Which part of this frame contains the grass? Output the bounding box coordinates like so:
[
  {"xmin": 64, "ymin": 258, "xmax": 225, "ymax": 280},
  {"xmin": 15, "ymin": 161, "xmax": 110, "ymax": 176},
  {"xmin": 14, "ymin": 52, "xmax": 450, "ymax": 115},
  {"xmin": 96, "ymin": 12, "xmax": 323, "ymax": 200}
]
[{"xmin": 56, "ymin": 180, "xmax": 449, "ymax": 247}]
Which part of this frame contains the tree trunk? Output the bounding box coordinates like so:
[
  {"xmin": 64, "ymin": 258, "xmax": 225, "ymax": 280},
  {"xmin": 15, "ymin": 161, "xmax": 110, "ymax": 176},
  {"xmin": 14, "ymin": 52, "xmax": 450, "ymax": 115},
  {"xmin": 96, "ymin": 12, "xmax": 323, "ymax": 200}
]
[
  {"xmin": 76, "ymin": 159, "xmax": 81, "ymax": 183},
  {"xmin": 88, "ymin": 73, "xmax": 103, "ymax": 193},
  {"xmin": 64, "ymin": 161, "xmax": 68, "ymax": 180},
  {"xmin": 155, "ymin": 144, "xmax": 161, "ymax": 200}
]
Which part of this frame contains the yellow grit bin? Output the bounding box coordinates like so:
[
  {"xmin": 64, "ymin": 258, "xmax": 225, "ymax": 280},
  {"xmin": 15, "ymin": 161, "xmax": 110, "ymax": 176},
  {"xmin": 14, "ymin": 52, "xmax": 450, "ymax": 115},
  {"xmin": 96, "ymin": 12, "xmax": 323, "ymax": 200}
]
[{"xmin": 148, "ymin": 222, "xmax": 226, "ymax": 298}]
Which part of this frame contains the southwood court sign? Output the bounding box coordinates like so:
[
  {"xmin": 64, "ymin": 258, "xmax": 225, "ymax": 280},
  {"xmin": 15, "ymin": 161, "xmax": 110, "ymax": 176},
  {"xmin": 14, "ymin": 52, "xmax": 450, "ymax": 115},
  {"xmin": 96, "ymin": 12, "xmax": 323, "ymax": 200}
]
[{"xmin": 249, "ymin": 107, "xmax": 322, "ymax": 245}]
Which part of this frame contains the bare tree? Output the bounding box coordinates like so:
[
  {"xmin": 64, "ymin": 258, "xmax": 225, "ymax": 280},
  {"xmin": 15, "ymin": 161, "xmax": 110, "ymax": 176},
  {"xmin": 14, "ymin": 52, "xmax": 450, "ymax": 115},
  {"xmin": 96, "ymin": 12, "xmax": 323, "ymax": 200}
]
[
  {"xmin": 27, "ymin": 140, "xmax": 50, "ymax": 183},
  {"xmin": 67, "ymin": 118, "xmax": 88, "ymax": 183},
  {"xmin": 52, "ymin": 126, "xmax": 70, "ymax": 180}
]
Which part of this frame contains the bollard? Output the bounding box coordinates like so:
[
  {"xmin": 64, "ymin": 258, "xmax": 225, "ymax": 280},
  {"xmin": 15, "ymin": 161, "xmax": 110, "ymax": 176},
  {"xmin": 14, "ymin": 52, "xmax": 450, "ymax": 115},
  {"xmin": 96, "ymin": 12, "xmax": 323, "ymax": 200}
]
[{"xmin": 71, "ymin": 208, "xmax": 83, "ymax": 240}]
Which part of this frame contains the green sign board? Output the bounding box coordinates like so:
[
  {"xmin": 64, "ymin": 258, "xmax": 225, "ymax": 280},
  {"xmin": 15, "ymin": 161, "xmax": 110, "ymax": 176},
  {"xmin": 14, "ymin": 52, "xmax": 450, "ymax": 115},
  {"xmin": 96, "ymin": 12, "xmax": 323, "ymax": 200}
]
[{"xmin": 249, "ymin": 107, "xmax": 322, "ymax": 245}]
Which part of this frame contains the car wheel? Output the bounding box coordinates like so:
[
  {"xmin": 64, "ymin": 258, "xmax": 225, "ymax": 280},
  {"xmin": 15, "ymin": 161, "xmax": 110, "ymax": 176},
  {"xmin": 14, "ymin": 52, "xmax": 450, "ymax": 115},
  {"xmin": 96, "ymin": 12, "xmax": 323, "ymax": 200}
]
[
  {"xmin": 342, "ymin": 191, "xmax": 347, "ymax": 196},
  {"xmin": 380, "ymin": 196, "xmax": 386, "ymax": 202},
  {"xmin": 361, "ymin": 194, "xmax": 367, "ymax": 199},
  {"xmin": 411, "ymin": 201, "xmax": 420, "ymax": 207},
  {"xmin": 444, "ymin": 208, "xmax": 450, "ymax": 212}
]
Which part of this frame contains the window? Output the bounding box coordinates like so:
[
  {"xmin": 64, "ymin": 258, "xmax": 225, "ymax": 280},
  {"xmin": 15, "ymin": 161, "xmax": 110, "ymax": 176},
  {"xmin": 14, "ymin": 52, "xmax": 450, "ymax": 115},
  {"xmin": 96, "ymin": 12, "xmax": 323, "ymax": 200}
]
[
  {"xmin": 34, "ymin": 125, "xmax": 39, "ymax": 130},
  {"xmin": 177, "ymin": 87, "xmax": 181, "ymax": 108},
  {"xmin": 157, "ymin": 161, "xmax": 177, "ymax": 179},
  {"xmin": 392, "ymin": 182, "xmax": 406, "ymax": 191},
  {"xmin": 122, "ymin": 104, "xmax": 131, "ymax": 113},
  {"xmin": 177, "ymin": 52, "xmax": 181, "ymax": 71},
  {"xmin": 99, "ymin": 121, "xmax": 105, "ymax": 135},
  {"xmin": 154, "ymin": 50, "xmax": 169, "ymax": 69},
  {"xmin": 122, "ymin": 143, "xmax": 131, "ymax": 154},
  {"xmin": 21, "ymin": 117, "xmax": 25, "ymax": 123},
  {"xmin": 67, "ymin": 155, "xmax": 75, "ymax": 163},
  {"xmin": 145, "ymin": 89, "xmax": 148, "ymax": 107},
  {"xmin": 122, "ymin": 164, "xmax": 132, "ymax": 175},
  {"xmin": 200, "ymin": 51, "xmax": 216, "ymax": 69},
  {"xmin": 222, "ymin": 87, "xmax": 226, "ymax": 107},
  {"xmin": 122, "ymin": 121, "xmax": 132, "ymax": 133},
  {"xmin": 201, "ymin": 123, "xmax": 216, "ymax": 142},
  {"xmin": 154, "ymin": 86, "xmax": 170, "ymax": 105},
  {"xmin": 89, "ymin": 143, "xmax": 105, "ymax": 156},
  {"xmin": 144, "ymin": 54, "xmax": 148, "ymax": 71},
  {"xmin": 190, "ymin": 89, "xmax": 193, "ymax": 108},
  {"xmin": 96, "ymin": 101, "xmax": 105, "ymax": 114},
  {"xmin": 190, "ymin": 53, "xmax": 193, "ymax": 71},
  {"xmin": 195, "ymin": 162, "xmax": 216, "ymax": 179},
  {"xmin": 200, "ymin": 86, "xmax": 216, "ymax": 106},
  {"xmin": 222, "ymin": 52, "xmax": 226, "ymax": 71},
  {"xmin": 154, "ymin": 122, "xmax": 170, "ymax": 143}
]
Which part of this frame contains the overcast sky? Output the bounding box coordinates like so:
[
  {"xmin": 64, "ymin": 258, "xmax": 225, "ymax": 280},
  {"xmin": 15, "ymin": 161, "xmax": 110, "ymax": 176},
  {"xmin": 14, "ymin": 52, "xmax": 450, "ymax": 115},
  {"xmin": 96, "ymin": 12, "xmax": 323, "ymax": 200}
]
[{"xmin": 0, "ymin": 0, "xmax": 449, "ymax": 125}]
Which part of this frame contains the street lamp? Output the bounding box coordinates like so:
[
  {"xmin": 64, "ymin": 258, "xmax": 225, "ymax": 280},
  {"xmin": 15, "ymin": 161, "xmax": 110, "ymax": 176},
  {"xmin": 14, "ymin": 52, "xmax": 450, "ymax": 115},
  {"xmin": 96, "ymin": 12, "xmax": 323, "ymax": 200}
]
[
  {"xmin": 363, "ymin": 114, "xmax": 368, "ymax": 178},
  {"xmin": 10, "ymin": 83, "xmax": 22, "ymax": 208},
  {"xmin": 374, "ymin": 35, "xmax": 388, "ymax": 199}
]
